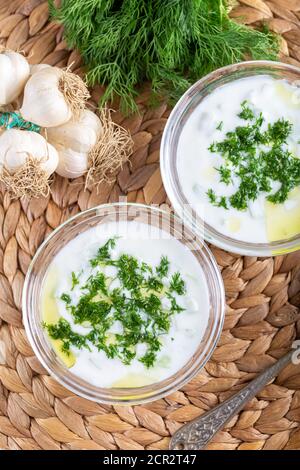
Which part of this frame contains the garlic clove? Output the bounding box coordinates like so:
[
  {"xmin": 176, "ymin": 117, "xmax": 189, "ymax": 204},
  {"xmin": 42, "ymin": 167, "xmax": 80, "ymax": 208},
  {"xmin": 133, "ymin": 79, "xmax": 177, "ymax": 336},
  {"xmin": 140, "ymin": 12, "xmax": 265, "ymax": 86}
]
[
  {"xmin": 0, "ymin": 54, "xmax": 14, "ymax": 105},
  {"xmin": 0, "ymin": 129, "xmax": 30, "ymax": 171},
  {"xmin": 81, "ymin": 109, "xmax": 102, "ymax": 136},
  {"xmin": 47, "ymin": 109, "xmax": 102, "ymax": 153},
  {"xmin": 45, "ymin": 109, "xmax": 103, "ymax": 179},
  {"xmin": 41, "ymin": 143, "xmax": 59, "ymax": 176},
  {"xmin": 20, "ymin": 66, "xmax": 90, "ymax": 128},
  {"xmin": 20, "ymin": 67, "xmax": 72, "ymax": 127},
  {"xmin": 0, "ymin": 129, "xmax": 5, "ymax": 168},
  {"xmin": 55, "ymin": 144, "xmax": 88, "ymax": 178},
  {"xmin": 30, "ymin": 63, "xmax": 51, "ymax": 75},
  {"xmin": 0, "ymin": 129, "xmax": 58, "ymax": 176},
  {"xmin": 0, "ymin": 51, "xmax": 30, "ymax": 105}
]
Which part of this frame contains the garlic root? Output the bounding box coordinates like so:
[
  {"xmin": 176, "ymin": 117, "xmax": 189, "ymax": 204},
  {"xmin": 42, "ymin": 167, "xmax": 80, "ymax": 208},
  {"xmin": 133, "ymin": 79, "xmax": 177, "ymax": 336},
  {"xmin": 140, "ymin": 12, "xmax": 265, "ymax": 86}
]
[
  {"xmin": 59, "ymin": 69, "xmax": 90, "ymax": 120},
  {"xmin": 0, "ymin": 156, "xmax": 52, "ymax": 199},
  {"xmin": 46, "ymin": 107, "xmax": 132, "ymax": 185},
  {"xmin": 86, "ymin": 107, "xmax": 133, "ymax": 189},
  {"xmin": 0, "ymin": 129, "xmax": 58, "ymax": 198}
]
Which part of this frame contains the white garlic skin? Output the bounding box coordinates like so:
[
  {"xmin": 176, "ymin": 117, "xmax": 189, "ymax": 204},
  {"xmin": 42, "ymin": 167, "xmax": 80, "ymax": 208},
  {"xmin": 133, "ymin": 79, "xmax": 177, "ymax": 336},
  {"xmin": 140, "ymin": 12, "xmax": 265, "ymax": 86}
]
[
  {"xmin": 54, "ymin": 145, "xmax": 89, "ymax": 178},
  {"xmin": 30, "ymin": 63, "xmax": 50, "ymax": 75},
  {"xmin": 0, "ymin": 129, "xmax": 59, "ymax": 176},
  {"xmin": 46, "ymin": 109, "xmax": 102, "ymax": 178},
  {"xmin": 20, "ymin": 67, "xmax": 72, "ymax": 127},
  {"xmin": 0, "ymin": 51, "xmax": 30, "ymax": 105}
]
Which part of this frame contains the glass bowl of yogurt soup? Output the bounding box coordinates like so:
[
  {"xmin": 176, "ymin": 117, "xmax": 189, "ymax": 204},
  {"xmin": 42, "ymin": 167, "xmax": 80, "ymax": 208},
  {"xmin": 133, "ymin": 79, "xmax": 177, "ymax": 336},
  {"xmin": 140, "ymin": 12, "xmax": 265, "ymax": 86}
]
[
  {"xmin": 23, "ymin": 203, "xmax": 224, "ymax": 404},
  {"xmin": 161, "ymin": 61, "xmax": 300, "ymax": 256}
]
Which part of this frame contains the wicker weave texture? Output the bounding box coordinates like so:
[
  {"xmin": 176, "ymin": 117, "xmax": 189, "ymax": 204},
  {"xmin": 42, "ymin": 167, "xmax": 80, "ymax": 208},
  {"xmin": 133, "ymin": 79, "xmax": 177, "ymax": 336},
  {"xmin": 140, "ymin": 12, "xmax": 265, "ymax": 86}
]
[{"xmin": 0, "ymin": 0, "xmax": 299, "ymax": 451}]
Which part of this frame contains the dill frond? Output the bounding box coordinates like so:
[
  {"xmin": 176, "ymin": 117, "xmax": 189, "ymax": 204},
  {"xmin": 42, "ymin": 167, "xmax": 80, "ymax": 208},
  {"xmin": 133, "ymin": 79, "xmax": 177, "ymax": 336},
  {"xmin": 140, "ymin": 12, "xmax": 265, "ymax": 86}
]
[{"xmin": 49, "ymin": 0, "xmax": 279, "ymax": 113}]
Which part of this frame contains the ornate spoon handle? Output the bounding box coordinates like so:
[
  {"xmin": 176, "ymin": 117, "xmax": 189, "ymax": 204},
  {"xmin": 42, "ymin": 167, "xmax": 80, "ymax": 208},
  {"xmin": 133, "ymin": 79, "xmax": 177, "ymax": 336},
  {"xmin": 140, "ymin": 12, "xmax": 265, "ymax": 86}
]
[{"xmin": 170, "ymin": 350, "xmax": 294, "ymax": 450}]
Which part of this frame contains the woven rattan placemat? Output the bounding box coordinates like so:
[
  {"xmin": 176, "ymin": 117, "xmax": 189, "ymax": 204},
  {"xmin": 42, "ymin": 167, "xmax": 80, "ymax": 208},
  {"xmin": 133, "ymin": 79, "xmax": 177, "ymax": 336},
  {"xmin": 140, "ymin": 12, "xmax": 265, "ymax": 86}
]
[{"xmin": 0, "ymin": 0, "xmax": 300, "ymax": 451}]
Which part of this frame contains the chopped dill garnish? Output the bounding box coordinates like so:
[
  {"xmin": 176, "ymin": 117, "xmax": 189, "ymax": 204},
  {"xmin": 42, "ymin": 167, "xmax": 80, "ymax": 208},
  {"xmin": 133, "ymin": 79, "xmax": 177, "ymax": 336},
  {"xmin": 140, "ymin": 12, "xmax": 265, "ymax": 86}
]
[
  {"xmin": 267, "ymin": 118, "xmax": 292, "ymax": 144},
  {"xmin": 216, "ymin": 121, "xmax": 223, "ymax": 131},
  {"xmin": 44, "ymin": 238, "xmax": 187, "ymax": 368},
  {"xmin": 84, "ymin": 271, "xmax": 108, "ymax": 297},
  {"xmin": 217, "ymin": 165, "xmax": 232, "ymax": 185},
  {"xmin": 61, "ymin": 293, "xmax": 71, "ymax": 304},
  {"xmin": 207, "ymin": 188, "xmax": 217, "ymax": 204},
  {"xmin": 90, "ymin": 237, "xmax": 117, "ymax": 267},
  {"xmin": 71, "ymin": 272, "xmax": 80, "ymax": 290},
  {"xmin": 207, "ymin": 100, "xmax": 300, "ymax": 211},
  {"xmin": 156, "ymin": 256, "xmax": 170, "ymax": 278},
  {"xmin": 207, "ymin": 188, "xmax": 228, "ymax": 210},
  {"xmin": 169, "ymin": 272, "xmax": 186, "ymax": 295},
  {"xmin": 238, "ymin": 100, "xmax": 255, "ymax": 121},
  {"xmin": 43, "ymin": 318, "xmax": 89, "ymax": 354},
  {"xmin": 218, "ymin": 196, "xmax": 229, "ymax": 210}
]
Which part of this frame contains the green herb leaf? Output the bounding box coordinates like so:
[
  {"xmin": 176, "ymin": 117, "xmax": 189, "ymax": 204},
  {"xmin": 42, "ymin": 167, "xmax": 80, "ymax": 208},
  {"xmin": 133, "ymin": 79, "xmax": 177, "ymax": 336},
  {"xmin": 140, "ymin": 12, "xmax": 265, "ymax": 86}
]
[
  {"xmin": 71, "ymin": 272, "xmax": 80, "ymax": 290},
  {"xmin": 156, "ymin": 256, "xmax": 170, "ymax": 278},
  {"xmin": 207, "ymin": 102, "xmax": 300, "ymax": 211},
  {"xmin": 216, "ymin": 121, "xmax": 223, "ymax": 131},
  {"xmin": 170, "ymin": 272, "xmax": 186, "ymax": 295},
  {"xmin": 238, "ymin": 100, "xmax": 255, "ymax": 121},
  {"xmin": 44, "ymin": 238, "xmax": 188, "ymax": 368},
  {"xmin": 49, "ymin": 0, "xmax": 278, "ymax": 113},
  {"xmin": 90, "ymin": 237, "xmax": 117, "ymax": 267},
  {"xmin": 61, "ymin": 293, "xmax": 72, "ymax": 304},
  {"xmin": 217, "ymin": 165, "xmax": 232, "ymax": 185}
]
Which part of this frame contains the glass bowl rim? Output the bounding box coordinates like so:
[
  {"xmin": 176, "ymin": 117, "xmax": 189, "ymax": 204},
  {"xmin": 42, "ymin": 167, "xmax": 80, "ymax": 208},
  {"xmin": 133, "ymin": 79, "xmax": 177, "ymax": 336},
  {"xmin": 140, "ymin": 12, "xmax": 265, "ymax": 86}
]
[
  {"xmin": 160, "ymin": 59, "xmax": 300, "ymax": 257},
  {"xmin": 22, "ymin": 202, "xmax": 225, "ymax": 405}
]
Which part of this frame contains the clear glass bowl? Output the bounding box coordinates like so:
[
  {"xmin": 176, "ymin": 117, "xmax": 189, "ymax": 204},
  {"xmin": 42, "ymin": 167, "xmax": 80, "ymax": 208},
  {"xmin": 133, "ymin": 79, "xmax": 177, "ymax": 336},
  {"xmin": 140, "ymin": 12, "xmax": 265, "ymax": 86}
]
[
  {"xmin": 23, "ymin": 203, "xmax": 225, "ymax": 405},
  {"xmin": 160, "ymin": 60, "xmax": 300, "ymax": 256}
]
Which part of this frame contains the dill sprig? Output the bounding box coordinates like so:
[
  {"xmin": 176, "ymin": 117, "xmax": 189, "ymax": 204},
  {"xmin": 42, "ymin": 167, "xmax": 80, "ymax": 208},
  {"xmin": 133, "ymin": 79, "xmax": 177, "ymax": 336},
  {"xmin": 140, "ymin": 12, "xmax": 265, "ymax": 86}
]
[
  {"xmin": 49, "ymin": 0, "xmax": 278, "ymax": 113},
  {"xmin": 44, "ymin": 238, "xmax": 186, "ymax": 368}
]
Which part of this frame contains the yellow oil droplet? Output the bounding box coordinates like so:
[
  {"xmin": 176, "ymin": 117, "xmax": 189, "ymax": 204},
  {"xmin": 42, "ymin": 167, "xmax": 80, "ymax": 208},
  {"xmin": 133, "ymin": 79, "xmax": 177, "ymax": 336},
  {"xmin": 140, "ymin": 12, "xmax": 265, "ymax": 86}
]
[
  {"xmin": 291, "ymin": 144, "xmax": 300, "ymax": 159},
  {"xmin": 106, "ymin": 333, "xmax": 116, "ymax": 346},
  {"xmin": 202, "ymin": 166, "xmax": 217, "ymax": 181},
  {"xmin": 266, "ymin": 188, "xmax": 300, "ymax": 244},
  {"xmin": 227, "ymin": 217, "xmax": 241, "ymax": 233},
  {"xmin": 112, "ymin": 373, "xmax": 156, "ymax": 388},
  {"xmin": 42, "ymin": 268, "xmax": 76, "ymax": 368},
  {"xmin": 275, "ymin": 82, "xmax": 300, "ymax": 109}
]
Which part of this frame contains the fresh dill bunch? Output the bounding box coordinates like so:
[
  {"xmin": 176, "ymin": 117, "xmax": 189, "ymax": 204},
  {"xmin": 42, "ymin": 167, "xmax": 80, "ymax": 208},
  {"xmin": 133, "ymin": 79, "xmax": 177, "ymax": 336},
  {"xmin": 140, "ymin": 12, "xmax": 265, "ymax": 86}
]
[{"xmin": 49, "ymin": 0, "xmax": 279, "ymax": 113}]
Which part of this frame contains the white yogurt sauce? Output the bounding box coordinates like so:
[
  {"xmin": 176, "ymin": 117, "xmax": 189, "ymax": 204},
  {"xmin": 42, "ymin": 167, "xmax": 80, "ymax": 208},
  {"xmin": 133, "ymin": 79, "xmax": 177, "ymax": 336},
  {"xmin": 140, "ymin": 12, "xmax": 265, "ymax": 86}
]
[
  {"xmin": 42, "ymin": 221, "xmax": 209, "ymax": 388},
  {"xmin": 177, "ymin": 76, "xmax": 300, "ymax": 244}
]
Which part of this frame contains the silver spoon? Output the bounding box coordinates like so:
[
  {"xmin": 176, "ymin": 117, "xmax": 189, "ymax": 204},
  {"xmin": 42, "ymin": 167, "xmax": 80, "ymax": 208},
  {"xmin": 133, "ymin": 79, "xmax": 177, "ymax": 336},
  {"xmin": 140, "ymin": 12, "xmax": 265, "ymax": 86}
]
[{"xmin": 170, "ymin": 349, "xmax": 296, "ymax": 450}]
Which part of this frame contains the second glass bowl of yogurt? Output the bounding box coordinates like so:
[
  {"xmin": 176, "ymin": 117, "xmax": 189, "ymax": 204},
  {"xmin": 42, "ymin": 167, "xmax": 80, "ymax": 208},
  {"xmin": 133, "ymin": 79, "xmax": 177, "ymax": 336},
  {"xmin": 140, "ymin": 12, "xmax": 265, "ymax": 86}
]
[
  {"xmin": 161, "ymin": 61, "xmax": 300, "ymax": 256},
  {"xmin": 23, "ymin": 203, "xmax": 224, "ymax": 404}
]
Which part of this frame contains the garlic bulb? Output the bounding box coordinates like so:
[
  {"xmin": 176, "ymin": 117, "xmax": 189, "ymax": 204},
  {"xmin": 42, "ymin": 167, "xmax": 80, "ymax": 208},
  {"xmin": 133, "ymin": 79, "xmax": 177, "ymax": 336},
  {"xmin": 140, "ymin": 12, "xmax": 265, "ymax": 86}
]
[
  {"xmin": 0, "ymin": 129, "xmax": 58, "ymax": 175},
  {"xmin": 20, "ymin": 66, "xmax": 90, "ymax": 127},
  {"xmin": 0, "ymin": 50, "xmax": 30, "ymax": 105},
  {"xmin": 46, "ymin": 109, "xmax": 102, "ymax": 178},
  {"xmin": 30, "ymin": 63, "xmax": 50, "ymax": 75},
  {"xmin": 20, "ymin": 67, "xmax": 72, "ymax": 127},
  {"xmin": 52, "ymin": 146, "xmax": 90, "ymax": 178}
]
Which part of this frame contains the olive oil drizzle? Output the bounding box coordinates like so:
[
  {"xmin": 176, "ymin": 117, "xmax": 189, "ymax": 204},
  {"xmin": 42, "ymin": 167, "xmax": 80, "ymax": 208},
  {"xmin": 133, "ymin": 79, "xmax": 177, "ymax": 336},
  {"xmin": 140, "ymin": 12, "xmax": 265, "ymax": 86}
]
[{"xmin": 43, "ymin": 238, "xmax": 186, "ymax": 368}]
